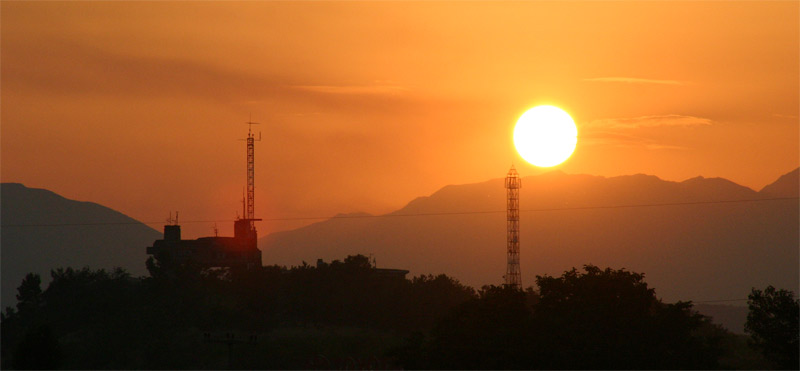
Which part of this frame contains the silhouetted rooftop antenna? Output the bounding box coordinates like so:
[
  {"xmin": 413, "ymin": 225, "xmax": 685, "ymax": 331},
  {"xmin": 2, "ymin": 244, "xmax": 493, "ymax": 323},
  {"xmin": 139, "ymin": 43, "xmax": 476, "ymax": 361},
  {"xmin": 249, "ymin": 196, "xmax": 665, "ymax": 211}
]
[
  {"xmin": 166, "ymin": 211, "xmax": 179, "ymax": 226},
  {"xmin": 239, "ymin": 120, "xmax": 262, "ymax": 231}
]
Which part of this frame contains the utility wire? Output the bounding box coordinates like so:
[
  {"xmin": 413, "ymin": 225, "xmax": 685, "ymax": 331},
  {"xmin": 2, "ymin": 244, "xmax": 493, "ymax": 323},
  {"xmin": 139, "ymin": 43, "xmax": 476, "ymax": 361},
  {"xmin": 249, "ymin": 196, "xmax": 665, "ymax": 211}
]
[
  {"xmin": 691, "ymin": 298, "xmax": 749, "ymax": 304},
  {"xmin": 2, "ymin": 197, "xmax": 786, "ymax": 306},
  {"xmin": 2, "ymin": 196, "xmax": 796, "ymax": 228}
]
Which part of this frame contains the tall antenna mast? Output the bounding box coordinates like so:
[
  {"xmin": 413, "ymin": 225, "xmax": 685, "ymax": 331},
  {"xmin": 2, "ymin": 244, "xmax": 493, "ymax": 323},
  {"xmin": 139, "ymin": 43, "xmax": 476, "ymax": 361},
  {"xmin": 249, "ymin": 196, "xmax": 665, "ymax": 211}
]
[
  {"xmin": 505, "ymin": 165, "xmax": 522, "ymax": 289},
  {"xmin": 244, "ymin": 120, "xmax": 261, "ymax": 229}
]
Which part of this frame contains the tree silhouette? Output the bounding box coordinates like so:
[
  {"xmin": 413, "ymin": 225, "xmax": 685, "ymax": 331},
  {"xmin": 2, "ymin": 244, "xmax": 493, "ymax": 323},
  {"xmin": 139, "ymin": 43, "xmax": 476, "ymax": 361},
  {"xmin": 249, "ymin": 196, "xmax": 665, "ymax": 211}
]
[
  {"xmin": 531, "ymin": 265, "xmax": 722, "ymax": 369},
  {"xmin": 425, "ymin": 285, "xmax": 532, "ymax": 369},
  {"xmin": 0, "ymin": 259, "xmax": 742, "ymax": 369},
  {"xmin": 746, "ymin": 286, "xmax": 799, "ymax": 369},
  {"xmin": 15, "ymin": 273, "xmax": 42, "ymax": 316},
  {"xmin": 401, "ymin": 265, "xmax": 725, "ymax": 369},
  {"xmin": 11, "ymin": 325, "xmax": 61, "ymax": 370}
]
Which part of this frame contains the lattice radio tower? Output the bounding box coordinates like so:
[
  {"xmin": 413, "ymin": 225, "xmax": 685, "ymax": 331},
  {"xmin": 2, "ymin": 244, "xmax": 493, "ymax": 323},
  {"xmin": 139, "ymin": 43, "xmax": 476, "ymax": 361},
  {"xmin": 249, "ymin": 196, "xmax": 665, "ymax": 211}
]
[
  {"xmin": 505, "ymin": 165, "xmax": 522, "ymax": 289},
  {"xmin": 244, "ymin": 120, "xmax": 261, "ymax": 229}
]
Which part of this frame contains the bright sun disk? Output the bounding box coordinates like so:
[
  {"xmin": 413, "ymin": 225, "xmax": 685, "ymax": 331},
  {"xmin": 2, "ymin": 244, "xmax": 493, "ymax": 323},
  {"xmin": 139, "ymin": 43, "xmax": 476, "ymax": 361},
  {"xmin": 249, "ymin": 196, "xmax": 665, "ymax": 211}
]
[{"xmin": 513, "ymin": 105, "xmax": 578, "ymax": 167}]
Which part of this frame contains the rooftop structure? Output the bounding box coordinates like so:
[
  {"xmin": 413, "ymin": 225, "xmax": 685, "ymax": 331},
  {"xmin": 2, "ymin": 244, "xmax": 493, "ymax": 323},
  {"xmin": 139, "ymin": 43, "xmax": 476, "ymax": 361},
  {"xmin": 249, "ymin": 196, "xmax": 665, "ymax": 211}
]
[
  {"xmin": 146, "ymin": 123, "xmax": 263, "ymax": 269},
  {"xmin": 146, "ymin": 220, "xmax": 261, "ymax": 268}
]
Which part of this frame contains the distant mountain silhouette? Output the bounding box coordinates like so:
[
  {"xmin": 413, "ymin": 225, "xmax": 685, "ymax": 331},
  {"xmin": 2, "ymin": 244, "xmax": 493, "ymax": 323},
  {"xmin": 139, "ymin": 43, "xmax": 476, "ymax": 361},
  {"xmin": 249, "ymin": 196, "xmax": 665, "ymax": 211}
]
[
  {"xmin": 1, "ymin": 183, "xmax": 161, "ymax": 307},
  {"xmin": 759, "ymin": 167, "xmax": 799, "ymax": 197},
  {"xmin": 260, "ymin": 170, "xmax": 799, "ymax": 311},
  {"xmin": 693, "ymin": 303, "xmax": 749, "ymax": 334}
]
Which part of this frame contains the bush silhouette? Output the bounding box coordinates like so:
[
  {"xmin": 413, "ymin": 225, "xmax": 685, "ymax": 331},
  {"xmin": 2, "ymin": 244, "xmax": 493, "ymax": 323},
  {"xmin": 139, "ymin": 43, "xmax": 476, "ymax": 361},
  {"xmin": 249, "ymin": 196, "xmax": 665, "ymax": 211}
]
[{"xmin": 746, "ymin": 286, "xmax": 799, "ymax": 369}]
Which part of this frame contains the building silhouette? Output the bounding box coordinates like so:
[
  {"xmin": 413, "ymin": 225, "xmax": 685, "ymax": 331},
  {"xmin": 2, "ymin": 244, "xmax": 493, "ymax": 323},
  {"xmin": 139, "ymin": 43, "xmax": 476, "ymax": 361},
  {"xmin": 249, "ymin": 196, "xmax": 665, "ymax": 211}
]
[
  {"xmin": 147, "ymin": 219, "xmax": 261, "ymax": 268},
  {"xmin": 147, "ymin": 123, "xmax": 263, "ymax": 269}
]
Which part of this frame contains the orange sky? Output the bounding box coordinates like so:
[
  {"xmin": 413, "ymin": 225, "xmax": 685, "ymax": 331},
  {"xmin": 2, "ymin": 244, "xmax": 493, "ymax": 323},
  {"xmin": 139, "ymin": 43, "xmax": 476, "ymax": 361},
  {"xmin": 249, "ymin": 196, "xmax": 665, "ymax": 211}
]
[{"xmin": 2, "ymin": 1, "xmax": 798, "ymax": 238}]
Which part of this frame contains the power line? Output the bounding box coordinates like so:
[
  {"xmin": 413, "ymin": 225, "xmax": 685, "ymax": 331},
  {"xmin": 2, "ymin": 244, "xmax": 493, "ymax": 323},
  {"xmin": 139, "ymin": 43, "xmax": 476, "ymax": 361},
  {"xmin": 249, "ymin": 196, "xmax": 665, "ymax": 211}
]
[
  {"xmin": 1, "ymin": 196, "xmax": 797, "ymax": 228},
  {"xmin": 2, "ymin": 219, "xmax": 229, "ymax": 228},
  {"xmin": 691, "ymin": 298, "xmax": 749, "ymax": 304}
]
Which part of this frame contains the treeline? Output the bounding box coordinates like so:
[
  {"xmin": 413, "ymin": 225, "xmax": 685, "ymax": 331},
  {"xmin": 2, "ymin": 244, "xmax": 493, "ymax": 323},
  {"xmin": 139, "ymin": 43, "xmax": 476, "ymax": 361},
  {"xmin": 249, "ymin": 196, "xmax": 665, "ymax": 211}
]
[
  {"xmin": 1, "ymin": 255, "xmax": 797, "ymax": 369},
  {"xmin": 1, "ymin": 255, "xmax": 474, "ymax": 369}
]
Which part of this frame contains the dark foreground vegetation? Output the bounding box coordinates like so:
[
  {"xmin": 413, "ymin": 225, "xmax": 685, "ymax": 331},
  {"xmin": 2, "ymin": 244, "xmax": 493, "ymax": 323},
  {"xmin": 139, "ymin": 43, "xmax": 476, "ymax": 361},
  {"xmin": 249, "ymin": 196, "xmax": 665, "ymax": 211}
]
[{"xmin": 2, "ymin": 255, "xmax": 797, "ymax": 369}]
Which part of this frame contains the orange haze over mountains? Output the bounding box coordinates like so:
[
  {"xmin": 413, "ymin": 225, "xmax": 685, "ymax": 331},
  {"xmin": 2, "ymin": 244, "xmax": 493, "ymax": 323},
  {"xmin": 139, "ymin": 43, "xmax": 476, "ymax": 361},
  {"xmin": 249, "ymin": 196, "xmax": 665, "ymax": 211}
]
[{"xmin": 2, "ymin": 1, "xmax": 798, "ymax": 239}]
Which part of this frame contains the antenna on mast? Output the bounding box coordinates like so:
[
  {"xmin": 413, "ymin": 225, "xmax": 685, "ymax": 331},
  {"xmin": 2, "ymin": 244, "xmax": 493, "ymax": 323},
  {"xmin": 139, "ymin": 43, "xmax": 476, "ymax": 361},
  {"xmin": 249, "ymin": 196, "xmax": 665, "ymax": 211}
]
[
  {"xmin": 235, "ymin": 118, "xmax": 264, "ymax": 243},
  {"xmin": 241, "ymin": 187, "xmax": 246, "ymax": 221},
  {"xmin": 167, "ymin": 211, "xmax": 179, "ymax": 225},
  {"xmin": 243, "ymin": 120, "xmax": 261, "ymax": 226}
]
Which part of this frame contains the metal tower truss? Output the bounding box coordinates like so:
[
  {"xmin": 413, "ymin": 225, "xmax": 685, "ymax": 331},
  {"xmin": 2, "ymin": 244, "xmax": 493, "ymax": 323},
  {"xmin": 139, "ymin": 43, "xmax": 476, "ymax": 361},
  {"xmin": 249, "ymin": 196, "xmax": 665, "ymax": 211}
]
[
  {"xmin": 247, "ymin": 133, "xmax": 255, "ymax": 221},
  {"xmin": 505, "ymin": 165, "xmax": 522, "ymax": 289},
  {"xmin": 243, "ymin": 121, "xmax": 262, "ymax": 231}
]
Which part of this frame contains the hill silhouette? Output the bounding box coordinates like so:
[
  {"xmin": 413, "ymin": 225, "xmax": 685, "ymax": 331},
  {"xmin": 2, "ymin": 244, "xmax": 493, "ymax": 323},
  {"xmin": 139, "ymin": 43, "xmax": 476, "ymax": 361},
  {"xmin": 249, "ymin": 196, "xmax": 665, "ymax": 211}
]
[
  {"xmin": 1, "ymin": 183, "xmax": 161, "ymax": 307},
  {"xmin": 260, "ymin": 169, "xmax": 799, "ymax": 309},
  {"xmin": 759, "ymin": 167, "xmax": 799, "ymax": 197}
]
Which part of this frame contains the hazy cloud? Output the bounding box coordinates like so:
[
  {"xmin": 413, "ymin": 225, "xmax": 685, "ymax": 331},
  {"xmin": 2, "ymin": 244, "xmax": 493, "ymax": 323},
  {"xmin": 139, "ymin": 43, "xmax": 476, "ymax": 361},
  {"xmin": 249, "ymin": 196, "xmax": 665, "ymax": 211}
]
[
  {"xmin": 580, "ymin": 114, "xmax": 713, "ymax": 150},
  {"xmin": 292, "ymin": 84, "xmax": 408, "ymax": 96},
  {"xmin": 586, "ymin": 114, "xmax": 714, "ymax": 129},
  {"xmin": 2, "ymin": 39, "xmax": 423, "ymax": 117},
  {"xmin": 584, "ymin": 77, "xmax": 684, "ymax": 85},
  {"xmin": 580, "ymin": 131, "xmax": 688, "ymax": 151},
  {"xmin": 1, "ymin": 38, "xmax": 295, "ymax": 102}
]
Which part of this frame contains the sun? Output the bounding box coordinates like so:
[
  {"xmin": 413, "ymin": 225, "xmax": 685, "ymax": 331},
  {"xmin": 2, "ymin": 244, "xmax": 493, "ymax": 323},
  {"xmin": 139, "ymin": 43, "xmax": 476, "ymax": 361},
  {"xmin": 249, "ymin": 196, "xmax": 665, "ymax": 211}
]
[{"xmin": 513, "ymin": 105, "xmax": 578, "ymax": 167}]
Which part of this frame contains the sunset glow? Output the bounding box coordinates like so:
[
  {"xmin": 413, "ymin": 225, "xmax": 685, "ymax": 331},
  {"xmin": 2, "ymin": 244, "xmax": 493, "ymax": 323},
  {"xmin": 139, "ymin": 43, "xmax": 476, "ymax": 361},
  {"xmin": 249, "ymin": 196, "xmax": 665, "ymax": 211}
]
[
  {"xmin": 1, "ymin": 1, "xmax": 797, "ymax": 238},
  {"xmin": 1, "ymin": 4, "xmax": 798, "ymax": 367},
  {"xmin": 514, "ymin": 106, "xmax": 577, "ymax": 167}
]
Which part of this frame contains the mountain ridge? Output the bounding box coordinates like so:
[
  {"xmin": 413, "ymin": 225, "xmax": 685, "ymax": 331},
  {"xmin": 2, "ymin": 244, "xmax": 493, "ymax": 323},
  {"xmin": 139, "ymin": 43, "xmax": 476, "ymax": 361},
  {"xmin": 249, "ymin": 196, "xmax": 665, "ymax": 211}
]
[
  {"xmin": 2, "ymin": 168, "xmax": 796, "ymax": 315},
  {"xmin": 1, "ymin": 183, "xmax": 162, "ymax": 307},
  {"xmin": 759, "ymin": 167, "xmax": 799, "ymax": 197},
  {"xmin": 260, "ymin": 168, "xmax": 799, "ymax": 308}
]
